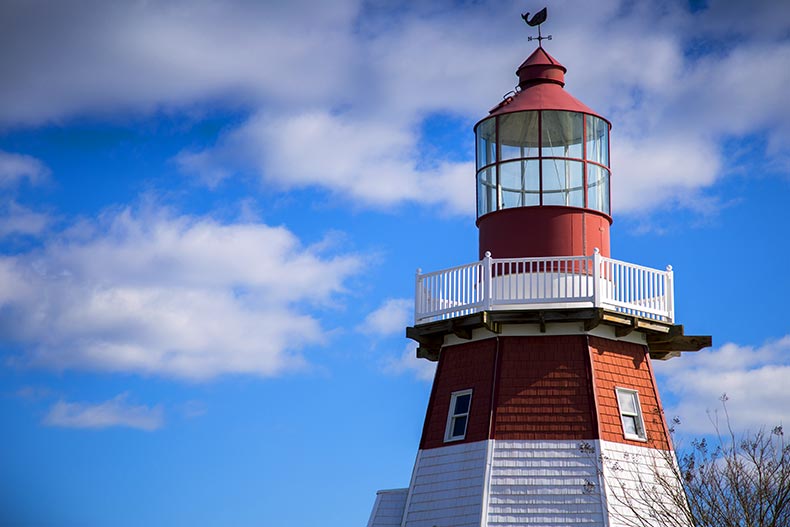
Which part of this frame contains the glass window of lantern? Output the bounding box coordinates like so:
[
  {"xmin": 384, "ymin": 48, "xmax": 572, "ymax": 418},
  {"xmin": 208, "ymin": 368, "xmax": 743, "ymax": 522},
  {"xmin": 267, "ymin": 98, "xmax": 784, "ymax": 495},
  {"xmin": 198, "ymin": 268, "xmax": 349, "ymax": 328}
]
[
  {"xmin": 585, "ymin": 115, "xmax": 609, "ymax": 166},
  {"xmin": 477, "ymin": 168, "xmax": 497, "ymax": 217},
  {"xmin": 500, "ymin": 160, "xmax": 539, "ymax": 209},
  {"xmin": 499, "ymin": 111, "xmax": 539, "ymax": 161},
  {"xmin": 445, "ymin": 389, "xmax": 473, "ymax": 442},
  {"xmin": 542, "ymin": 160, "xmax": 583, "ymax": 207},
  {"xmin": 541, "ymin": 111, "xmax": 583, "ymax": 159},
  {"xmin": 476, "ymin": 117, "xmax": 497, "ymax": 170},
  {"xmin": 587, "ymin": 165, "xmax": 610, "ymax": 214}
]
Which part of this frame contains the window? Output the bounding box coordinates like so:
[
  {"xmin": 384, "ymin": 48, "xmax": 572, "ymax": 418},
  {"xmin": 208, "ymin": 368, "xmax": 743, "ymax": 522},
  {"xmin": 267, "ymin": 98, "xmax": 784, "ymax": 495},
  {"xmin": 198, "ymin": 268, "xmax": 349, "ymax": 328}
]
[
  {"xmin": 474, "ymin": 110, "xmax": 611, "ymax": 219},
  {"xmin": 615, "ymin": 388, "xmax": 647, "ymax": 441},
  {"xmin": 444, "ymin": 390, "xmax": 473, "ymax": 442}
]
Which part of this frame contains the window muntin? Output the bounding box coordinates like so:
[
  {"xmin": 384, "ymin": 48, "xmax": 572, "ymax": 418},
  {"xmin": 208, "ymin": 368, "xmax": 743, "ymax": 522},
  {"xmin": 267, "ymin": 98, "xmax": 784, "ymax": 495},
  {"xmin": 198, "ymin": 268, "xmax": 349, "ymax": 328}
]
[
  {"xmin": 445, "ymin": 389, "xmax": 473, "ymax": 442},
  {"xmin": 615, "ymin": 388, "xmax": 647, "ymax": 441}
]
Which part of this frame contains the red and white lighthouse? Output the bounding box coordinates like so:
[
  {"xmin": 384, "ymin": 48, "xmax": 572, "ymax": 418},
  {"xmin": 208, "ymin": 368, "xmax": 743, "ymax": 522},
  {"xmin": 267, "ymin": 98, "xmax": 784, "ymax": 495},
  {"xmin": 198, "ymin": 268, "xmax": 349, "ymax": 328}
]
[{"xmin": 367, "ymin": 16, "xmax": 710, "ymax": 527}]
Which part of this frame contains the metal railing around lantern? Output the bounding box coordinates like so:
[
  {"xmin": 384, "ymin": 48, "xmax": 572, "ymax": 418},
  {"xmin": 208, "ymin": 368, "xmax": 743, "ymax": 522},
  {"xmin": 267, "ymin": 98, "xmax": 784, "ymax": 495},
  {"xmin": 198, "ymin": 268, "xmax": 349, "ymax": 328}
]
[{"xmin": 414, "ymin": 249, "xmax": 674, "ymax": 324}]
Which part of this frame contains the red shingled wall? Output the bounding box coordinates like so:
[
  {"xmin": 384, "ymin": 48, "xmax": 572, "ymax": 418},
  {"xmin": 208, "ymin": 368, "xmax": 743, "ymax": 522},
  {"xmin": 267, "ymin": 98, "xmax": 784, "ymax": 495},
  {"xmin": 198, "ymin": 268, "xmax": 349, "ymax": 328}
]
[
  {"xmin": 493, "ymin": 336, "xmax": 597, "ymax": 440},
  {"xmin": 420, "ymin": 339, "xmax": 496, "ymax": 450},
  {"xmin": 419, "ymin": 334, "xmax": 671, "ymax": 451},
  {"xmin": 588, "ymin": 336, "xmax": 671, "ymax": 450}
]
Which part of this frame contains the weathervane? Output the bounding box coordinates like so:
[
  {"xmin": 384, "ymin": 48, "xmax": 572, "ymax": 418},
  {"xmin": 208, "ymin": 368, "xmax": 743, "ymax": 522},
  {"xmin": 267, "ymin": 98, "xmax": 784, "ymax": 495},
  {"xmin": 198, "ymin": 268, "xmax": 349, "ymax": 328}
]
[{"xmin": 522, "ymin": 7, "xmax": 551, "ymax": 45}]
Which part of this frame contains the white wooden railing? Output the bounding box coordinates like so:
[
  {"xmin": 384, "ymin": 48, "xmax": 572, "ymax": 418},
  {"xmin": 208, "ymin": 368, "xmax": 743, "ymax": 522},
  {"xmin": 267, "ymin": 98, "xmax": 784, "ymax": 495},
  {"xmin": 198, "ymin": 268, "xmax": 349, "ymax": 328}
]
[{"xmin": 414, "ymin": 249, "xmax": 674, "ymax": 324}]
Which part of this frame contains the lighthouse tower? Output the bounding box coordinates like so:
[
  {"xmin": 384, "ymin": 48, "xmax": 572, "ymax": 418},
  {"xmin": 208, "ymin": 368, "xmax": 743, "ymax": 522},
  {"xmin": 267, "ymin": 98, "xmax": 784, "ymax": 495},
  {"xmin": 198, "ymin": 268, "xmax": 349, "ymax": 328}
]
[{"xmin": 367, "ymin": 15, "xmax": 710, "ymax": 527}]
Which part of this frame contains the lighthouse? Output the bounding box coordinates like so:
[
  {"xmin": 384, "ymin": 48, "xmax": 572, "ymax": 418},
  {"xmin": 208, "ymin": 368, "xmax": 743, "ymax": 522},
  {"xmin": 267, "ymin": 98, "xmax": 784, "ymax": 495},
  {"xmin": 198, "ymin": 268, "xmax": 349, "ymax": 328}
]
[{"xmin": 367, "ymin": 13, "xmax": 710, "ymax": 527}]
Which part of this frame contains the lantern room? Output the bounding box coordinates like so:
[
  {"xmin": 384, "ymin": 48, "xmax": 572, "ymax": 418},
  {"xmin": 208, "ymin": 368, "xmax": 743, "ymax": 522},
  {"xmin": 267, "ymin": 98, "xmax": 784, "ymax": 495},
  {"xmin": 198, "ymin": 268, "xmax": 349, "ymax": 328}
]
[{"xmin": 476, "ymin": 46, "xmax": 613, "ymax": 260}]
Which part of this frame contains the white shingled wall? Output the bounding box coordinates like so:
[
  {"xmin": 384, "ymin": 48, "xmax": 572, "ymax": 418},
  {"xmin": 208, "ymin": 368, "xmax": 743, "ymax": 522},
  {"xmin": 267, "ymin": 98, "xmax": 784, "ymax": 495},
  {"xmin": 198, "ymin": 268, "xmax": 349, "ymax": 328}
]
[
  {"xmin": 368, "ymin": 440, "xmax": 690, "ymax": 527},
  {"xmin": 368, "ymin": 489, "xmax": 409, "ymax": 527},
  {"xmin": 486, "ymin": 439, "xmax": 605, "ymax": 526},
  {"xmin": 401, "ymin": 440, "xmax": 489, "ymax": 527},
  {"xmin": 599, "ymin": 440, "xmax": 692, "ymax": 527}
]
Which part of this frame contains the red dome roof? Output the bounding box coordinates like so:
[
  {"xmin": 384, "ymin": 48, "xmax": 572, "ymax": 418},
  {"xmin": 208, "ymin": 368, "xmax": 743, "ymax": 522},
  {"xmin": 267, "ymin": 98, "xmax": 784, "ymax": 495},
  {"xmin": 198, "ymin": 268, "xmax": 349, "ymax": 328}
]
[{"xmin": 488, "ymin": 46, "xmax": 609, "ymax": 124}]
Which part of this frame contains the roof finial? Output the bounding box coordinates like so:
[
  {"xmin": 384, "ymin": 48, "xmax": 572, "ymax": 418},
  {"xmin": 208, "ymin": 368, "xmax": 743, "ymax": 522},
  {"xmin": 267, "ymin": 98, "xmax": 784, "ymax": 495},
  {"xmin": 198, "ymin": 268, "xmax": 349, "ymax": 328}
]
[{"xmin": 522, "ymin": 7, "xmax": 552, "ymax": 46}]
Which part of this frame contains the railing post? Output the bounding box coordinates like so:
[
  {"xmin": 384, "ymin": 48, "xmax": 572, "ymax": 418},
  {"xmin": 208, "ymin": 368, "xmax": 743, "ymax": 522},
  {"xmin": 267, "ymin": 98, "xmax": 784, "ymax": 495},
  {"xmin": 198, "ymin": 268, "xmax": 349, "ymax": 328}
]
[
  {"xmin": 482, "ymin": 251, "xmax": 493, "ymax": 311},
  {"xmin": 414, "ymin": 268, "xmax": 422, "ymax": 324},
  {"xmin": 666, "ymin": 264, "xmax": 674, "ymax": 322},
  {"xmin": 592, "ymin": 248, "xmax": 601, "ymax": 308}
]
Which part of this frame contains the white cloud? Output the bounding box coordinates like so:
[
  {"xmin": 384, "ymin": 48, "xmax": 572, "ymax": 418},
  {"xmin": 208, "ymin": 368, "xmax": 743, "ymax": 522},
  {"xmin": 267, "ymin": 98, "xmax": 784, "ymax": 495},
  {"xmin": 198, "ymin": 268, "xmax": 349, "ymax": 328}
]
[
  {"xmin": 178, "ymin": 400, "xmax": 207, "ymax": 419},
  {"xmin": 653, "ymin": 335, "xmax": 790, "ymax": 435},
  {"xmin": 358, "ymin": 298, "xmax": 412, "ymax": 336},
  {"xmin": 0, "ymin": 151, "xmax": 49, "ymax": 188},
  {"xmin": 0, "ymin": 0, "xmax": 359, "ymax": 125},
  {"xmin": 383, "ymin": 342, "xmax": 436, "ymax": 382},
  {"xmin": 1, "ymin": 1, "xmax": 788, "ymax": 216},
  {"xmin": 0, "ymin": 201, "xmax": 50, "ymax": 238},
  {"xmin": 0, "ymin": 207, "xmax": 362, "ymax": 380},
  {"xmin": 179, "ymin": 111, "xmax": 475, "ymax": 214},
  {"xmin": 15, "ymin": 385, "xmax": 53, "ymax": 401},
  {"xmin": 43, "ymin": 392, "xmax": 164, "ymax": 431},
  {"xmin": 612, "ymin": 135, "xmax": 721, "ymax": 213}
]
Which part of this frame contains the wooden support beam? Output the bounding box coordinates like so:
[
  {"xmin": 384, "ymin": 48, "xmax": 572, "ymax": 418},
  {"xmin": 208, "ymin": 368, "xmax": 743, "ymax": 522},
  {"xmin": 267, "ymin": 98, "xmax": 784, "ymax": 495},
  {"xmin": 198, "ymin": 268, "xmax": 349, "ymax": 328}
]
[
  {"xmin": 416, "ymin": 346, "xmax": 439, "ymax": 362},
  {"xmin": 480, "ymin": 311, "xmax": 501, "ymax": 334},
  {"xmin": 648, "ymin": 335, "xmax": 711, "ymax": 352},
  {"xmin": 452, "ymin": 324, "xmax": 473, "ymax": 340},
  {"xmin": 646, "ymin": 324, "xmax": 685, "ymax": 344},
  {"xmin": 584, "ymin": 310, "xmax": 602, "ymax": 331},
  {"xmin": 634, "ymin": 319, "xmax": 672, "ymax": 334},
  {"xmin": 601, "ymin": 312, "xmax": 633, "ymax": 326},
  {"xmin": 615, "ymin": 322, "xmax": 635, "ymax": 337},
  {"xmin": 650, "ymin": 351, "xmax": 681, "ymax": 360},
  {"xmin": 408, "ymin": 308, "xmax": 709, "ymax": 361}
]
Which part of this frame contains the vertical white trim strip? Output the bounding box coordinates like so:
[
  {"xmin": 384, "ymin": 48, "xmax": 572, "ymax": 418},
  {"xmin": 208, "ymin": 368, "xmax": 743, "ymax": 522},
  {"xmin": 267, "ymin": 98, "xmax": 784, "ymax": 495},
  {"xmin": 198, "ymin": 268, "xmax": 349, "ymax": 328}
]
[
  {"xmin": 479, "ymin": 439, "xmax": 495, "ymax": 527},
  {"xmin": 594, "ymin": 439, "xmax": 613, "ymax": 527}
]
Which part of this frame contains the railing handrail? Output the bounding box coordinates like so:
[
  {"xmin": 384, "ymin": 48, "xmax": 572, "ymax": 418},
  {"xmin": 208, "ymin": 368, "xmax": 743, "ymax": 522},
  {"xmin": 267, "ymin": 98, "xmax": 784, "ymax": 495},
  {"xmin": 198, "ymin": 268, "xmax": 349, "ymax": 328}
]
[
  {"xmin": 416, "ymin": 259, "xmax": 482, "ymax": 279},
  {"xmin": 414, "ymin": 253, "xmax": 674, "ymax": 325},
  {"xmin": 599, "ymin": 255, "xmax": 670, "ymax": 274}
]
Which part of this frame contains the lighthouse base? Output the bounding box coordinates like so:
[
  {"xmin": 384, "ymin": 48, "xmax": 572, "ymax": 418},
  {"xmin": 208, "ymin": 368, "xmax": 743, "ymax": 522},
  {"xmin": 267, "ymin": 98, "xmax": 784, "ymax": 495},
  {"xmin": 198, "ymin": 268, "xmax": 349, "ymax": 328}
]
[
  {"xmin": 367, "ymin": 326, "xmax": 700, "ymax": 527},
  {"xmin": 368, "ymin": 438, "xmax": 686, "ymax": 527}
]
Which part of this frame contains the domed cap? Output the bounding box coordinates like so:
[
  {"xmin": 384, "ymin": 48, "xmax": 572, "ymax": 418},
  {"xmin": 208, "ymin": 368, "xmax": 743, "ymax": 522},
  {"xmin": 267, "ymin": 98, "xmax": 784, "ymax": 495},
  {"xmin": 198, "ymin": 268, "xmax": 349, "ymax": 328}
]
[
  {"xmin": 487, "ymin": 46, "xmax": 607, "ymax": 122},
  {"xmin": 516, "ymin": 46, "xmax": 566, "ymax": 88}
]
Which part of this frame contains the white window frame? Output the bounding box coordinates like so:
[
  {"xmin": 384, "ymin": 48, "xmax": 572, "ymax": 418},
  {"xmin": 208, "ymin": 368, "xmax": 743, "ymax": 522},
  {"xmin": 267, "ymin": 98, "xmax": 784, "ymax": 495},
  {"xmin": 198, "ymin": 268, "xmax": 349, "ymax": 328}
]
[
  {"xmin": 444, "ymin": 389, "xmax": 473, "ymax": 442},
  {"xmin": 615, "ymin": 387, "xmax": 647, "ymax": 441}
]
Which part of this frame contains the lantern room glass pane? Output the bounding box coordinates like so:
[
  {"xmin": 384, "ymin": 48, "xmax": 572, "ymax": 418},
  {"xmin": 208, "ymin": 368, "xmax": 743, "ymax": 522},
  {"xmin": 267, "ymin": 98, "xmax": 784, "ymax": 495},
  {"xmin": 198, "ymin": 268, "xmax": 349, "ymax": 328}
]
[
  {"xmin": 477, "ymin": 168, "xmax": 496, "ymax": 217},
  {"xmin": 476, "ymin": 117, "xmax": 497, "ymax": 170},
  {"xmin": 587, "ymin": 165, "xmax": 610, "ymax": 214},
  {"xmin": 542, "ymin": 160, "xmax": 583, "ymax": 207},
  {"xmin": 499, "ymin": 111, "xmax": 539, "ymax": 161},
  {"xmin": 500, "ymin": 160, "xmax": 539, "ymax": 209},
  {"xmin": 541, "ymin": 111, "xmax": 583, "ymax": 159},
  {"xmin": 585, "ymin": 115, "xmax": 609, "ymax": 166}
]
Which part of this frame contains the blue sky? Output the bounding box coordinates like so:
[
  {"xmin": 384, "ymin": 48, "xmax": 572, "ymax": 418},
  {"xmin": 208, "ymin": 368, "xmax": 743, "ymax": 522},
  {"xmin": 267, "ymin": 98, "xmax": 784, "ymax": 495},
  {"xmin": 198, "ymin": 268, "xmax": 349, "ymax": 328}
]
[{"xmin": 1, "ymin": 0, "xmax": 789, "ymax": 525}]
